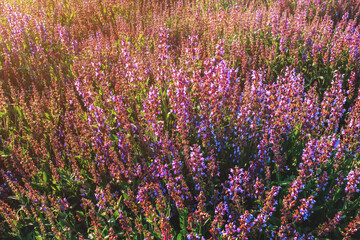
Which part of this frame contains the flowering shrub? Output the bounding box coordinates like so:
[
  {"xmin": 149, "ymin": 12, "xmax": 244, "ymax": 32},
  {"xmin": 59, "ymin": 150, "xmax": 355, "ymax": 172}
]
[{"xmin": 1, "ymin": 0, "xmax": 360, "ymax": 239}]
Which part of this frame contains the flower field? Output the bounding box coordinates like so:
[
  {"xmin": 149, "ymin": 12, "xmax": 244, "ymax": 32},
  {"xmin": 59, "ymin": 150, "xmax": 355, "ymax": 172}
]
[{"xmin": 1, "ymin": 0, "xmax": 360, "ymax": 239}]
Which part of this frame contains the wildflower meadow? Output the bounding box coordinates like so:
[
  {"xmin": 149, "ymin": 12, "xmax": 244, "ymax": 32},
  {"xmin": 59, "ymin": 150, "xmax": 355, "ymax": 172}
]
[{"xmin": 1, "ymin": 0, "xmax": 360, "ymax": 239}]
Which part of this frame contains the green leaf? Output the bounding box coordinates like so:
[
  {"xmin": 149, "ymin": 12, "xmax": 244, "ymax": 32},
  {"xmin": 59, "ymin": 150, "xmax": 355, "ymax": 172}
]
[
  {"xmin": 43, "ymin": 171, "xmax": 48, "ymax": 184},
  {"xmin": 77, "ymin": 211, "xmax": 85, "ymax": 218},
  {"xmin": 179, "ymin": 208, "xmax": 188, "ymax": 230},
  {"xmin": 177, "ymin": 232, "xmax": 184, "ymax": 240},
  {"xmin": 8, "ymin": 195, "xmax": 20, "ymax": 201}
]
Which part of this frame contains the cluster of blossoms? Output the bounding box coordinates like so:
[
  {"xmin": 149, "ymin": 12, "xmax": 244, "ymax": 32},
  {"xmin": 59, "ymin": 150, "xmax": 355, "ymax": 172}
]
[{"xmin": 1, "ymin": 0, "xmax": 360, "ymax": 239}]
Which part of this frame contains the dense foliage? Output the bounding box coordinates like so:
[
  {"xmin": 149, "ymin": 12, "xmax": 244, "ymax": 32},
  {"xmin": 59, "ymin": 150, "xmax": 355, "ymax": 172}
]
[{"xmin": 1, "ymin": 0, "xmax": 360, "ymax": 239}]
